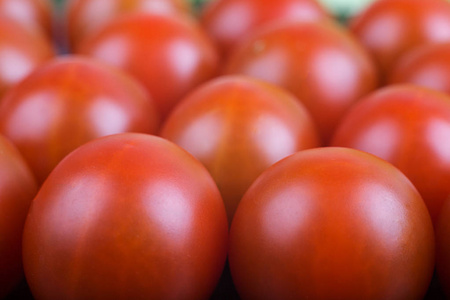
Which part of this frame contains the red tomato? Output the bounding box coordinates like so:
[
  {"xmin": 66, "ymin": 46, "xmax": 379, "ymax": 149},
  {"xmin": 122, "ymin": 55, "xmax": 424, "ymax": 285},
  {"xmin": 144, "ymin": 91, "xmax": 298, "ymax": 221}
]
[
  {"xmin": 437, "ymin": 199, "xmax": 450, "ymax": 297},
  {"xmin": 389, "ymin": 43, "xmax": 450, "ymax": 95},
  {"xmin": 0, "ymin": 135, "xmax": 37, "ymax": 299},
  {"xmin": 66, "ymin": 0, "xmax": 191, "ymax": 49},
  {"xmin": 0, "ymin": 56, "xmax": 159, "ymax": 185},
  {"xmin": 225, "ymin": 21, "xmax": 378, "ymax": 143},
  {"xmin": 0, "ymin": 18, "xmax": 54, "ymax": 99},
  {"xmin": 230, "ymin": 147, "xmax": 434, "ymax": 300},
  {"xmin": 22, "ymin": 133, "xmax": 228, "ymax": 300},
  {"xmin": 0, "ymin": 0, "xmax": 52, "ymax": 38},
  {"xmin": 350, "ymin": 0, "xmax": 450, "ymax": 78},
  {"xmin": 77, "ymin": 13, "xmax": 219, "ymax": 120},
  {"xmin": 200, "ymin": 0, "xmax": 330, "ymax": 57},
  {"xmin": 331, "ymin": 85, "xmax": 450, "ymax": 224},
  {"xmin": 160, "ymin": 76, "xmax": 320, "ymax": 223}
]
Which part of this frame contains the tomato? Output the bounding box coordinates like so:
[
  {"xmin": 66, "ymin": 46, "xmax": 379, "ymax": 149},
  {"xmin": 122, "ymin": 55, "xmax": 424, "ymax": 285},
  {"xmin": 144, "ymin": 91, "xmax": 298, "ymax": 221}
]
[
  {"xmin": 350, "ymin": 0, "xmax": 450, "ymax": 79},
  {"xmin": 389, "ymin": 42, "xmax": 450, "ymax": 95},
  {"xmin": 22, "ymin": 133, "xmax": 228, "ymax": 300},
  {"xmin": 66, "ymin": 0, "xmax": 191, "ymax": 49},
  {"xmin": 77, "ymin": 13, "xmax": 219, "ymax": 120},
  {"xmin": 0, "ymin": 135, "xmax": 37, "ymax": 299},
  {"xmin": 0, "ymin": 56, "xmax": 159, "ymax": 185},
  {"xmin": 437, "ymin": 199, "xmax": 450, "ymax": 298},
  {"xmin": 225, "ymin": 21, "xmax": 378, "ymax": 143},
  {"xmin": 200, "ymin": 0, "xmax": 330, "ymax": 57},
  {"xmin": 0, "ymin": 18, "xmax": 54, "ymax": 99},
  {"xmin": 331, "ymin": 85, "xmax": 450, "ymax": 224},
  {"xmin": 229, "ymin": 147, "xmax": 434, "ymax": 300},
  {"xmin": 160, "ymin": 75, "xmax": 320, "ymax": 223},
  {"xmin": 0, "ymin": 0, "xmax": 52, "ymax": 38}
]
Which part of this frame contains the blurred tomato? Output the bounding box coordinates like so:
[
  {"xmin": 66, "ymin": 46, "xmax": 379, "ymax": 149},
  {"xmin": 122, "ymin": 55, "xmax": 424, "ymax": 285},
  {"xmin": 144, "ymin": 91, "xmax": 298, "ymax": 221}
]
[
  {"xmin": 0, "ymin": 0, "xmax": 52, "ymax": 38},
  {"xmin": 225, "ymin": 21, "xmax": 378, "ymax": 143},
  {"xmin": 331, "ymin": 85, "xmax": 450, "ymax": 224},
  {"xmin": 0, "ymin": 135, "xmax": 37, "ymax": 299},
  {"xmin": 200, "ymin": 0, "xmax": 330, "ymax": 57},
  {"xmin": 22, "ymin": 133, "xmax": 228, "ymax": 300},
  {"xmin": 350, "ymin": 0, "xmax": 450, "ymax": 78},
  {"xmin": 0, "ymin": 56, "xmax": 159, "ymax": 185},
  {"xmin": 389, "ymin": 43, "xmax": 450, "ymax": 95},
  {"xmin": 161, "ymin": 76, "xmax": 320, "ymax": 223},
  {"xmin": 230, "ymin": 147, "xmax": 434, "ymax": 300},
  {"xmin": 0, "ymin": 18, "xmax": 54, "ymax": 99},
  {"xmin": 66, "ymin": 0, "xmax": 191, "ymax": 49},
  {"xmin": 77, "ymin": 13, "xmax": 218, "ymax": 120}
]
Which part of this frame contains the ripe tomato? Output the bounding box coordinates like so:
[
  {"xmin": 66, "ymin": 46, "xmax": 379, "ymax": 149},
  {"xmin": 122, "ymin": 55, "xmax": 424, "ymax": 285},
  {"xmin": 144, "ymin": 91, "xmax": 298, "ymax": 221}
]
[
  {"xmin": 22, "ymin": 133, "xmax": 228, "ymax": 300},
  {"xmin": 229, "ymin": 147, "xmax": 434, "ymax": 300},
  {"xmin": 160, "ymin": 75, "xmax": 320, "ymax": 223},
  {"xmin": 0, "ymin": 135, "xmax": 37, "ymax": 299},
  {"xmin": 350, "ymin": 0, "xmax": 450, "ymax": 78},
  {"xmin": 437, "ymin": 199, "xmax": 450, "ymax": 298},
  {"xmin": 225, "ymin": 21, "xmax": 379, "ymax": 143},
  {"xmin": 66, "ymin": 0, "xmax": 191, "ymax": 49},
  {"xmin": 0, "ymin": 18, "xmax": 54, "ymax": 99},
  {"xmin": 77, "ymin": 13, "xmax": 219, "ymax": 120},
  {"xmin": 331, "ymin": 85, "xmax": 450, "ymax": 224},
  {"xmin": 200, "ymin": 0, "xmax": 330, "ymax": 57},
  {"xmin": 0, "ymin": 56, "xmax": 159, "ymax": 185},
  {"xmin": 389, "ymin": 43, "xmax": 450, "ymax": 95}
]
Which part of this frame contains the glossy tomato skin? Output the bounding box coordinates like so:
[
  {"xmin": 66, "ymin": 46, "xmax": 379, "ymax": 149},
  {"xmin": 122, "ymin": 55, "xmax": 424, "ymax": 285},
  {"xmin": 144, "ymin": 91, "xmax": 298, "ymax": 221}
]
[
  {"xmin": 351, "ymin": 0, "xmax": 450, "ymax": 78},
  {"xmin": 200, "ymin": 0, "xmax": 330, "ymax": 57},
  {"xmin": 389, "ymin": 43, "xmax": 450, "ymax": 95},
  {"xmin": 0, "ymin": 18, "xmax": 54, "ymax": 99},
  {"xmin": 331, "ymin": 85, "xmax": 450, "ymax": 224},
  {"xmin": 225, "ymin": 21, "xmax": 379, "ymax": 144},
  {"xmin": 230, "ymin": 147, "xmax": 434, "ymax": 300},
  {"xmin": 77, "ymin": 14, "xmax": 219, "ymax": 120},
  {"xmin": 0, "ymin": 135, "xmax": 37, "ymax": 299},
  {"xmin": 22, "ymin": 133, "xmax": 228, "ymax": 300},
  {"xmin": 66, "ymin": 0, "xmax": 191, "ymax": 49},
  {"xmin": 0, "ymin": 56, "xmax": 159, "ymax": 185},
  {"xmin": 160, "ymin": 76, "xmax": 320, "ymax": 223}
]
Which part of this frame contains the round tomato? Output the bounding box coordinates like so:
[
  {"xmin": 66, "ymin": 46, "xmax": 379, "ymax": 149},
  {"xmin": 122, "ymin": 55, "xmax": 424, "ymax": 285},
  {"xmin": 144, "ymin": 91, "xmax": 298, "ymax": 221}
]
[
  {"xmin": 22, "ymin": 133, "xmax": 228, "ymax": 300},
  {"xmin": 389, "ymin": 42, "xmax": 450, "ymax": 95},
  {"xmin": 0, "ymin": 56, "xmax": 159, "ymax": 185},
  {"xmin": 66, "ymin": 0, "xmax": 191, "ymax": 49},
  {"xmin": 77, "ymin": 13, "xmax": 219, "ymax": 120},
  {"xmin": 0, "ymin": 18, "xmax": 54, "ymax": 99},
  {"xmin": 229, "ymin": 147, "xmax": 434, "ymax": 299},
  {"xmin": 160, "ymin": 75, "xmax": 320, "ymax": 223},
  {"xmin": 0, "ymin": 135, "xmax": 37, "ymax": 299},
  {"xmin": 331, "ymin": 85, "xmax": 450, "ymax": 224},
  {"xmin": 225, "ymin": 21, "xmax": 379, "ymax": 143},
  {"xmin": 350, "ymin": 0, "xmax": 450, "ymax": 78},
  {"xmin": 437, "ymin": 199, "xmax": 450, "ymax": 298},
  {"xmin": 200, "ymin": 0, "xmax": 330, "ymax": 57}
]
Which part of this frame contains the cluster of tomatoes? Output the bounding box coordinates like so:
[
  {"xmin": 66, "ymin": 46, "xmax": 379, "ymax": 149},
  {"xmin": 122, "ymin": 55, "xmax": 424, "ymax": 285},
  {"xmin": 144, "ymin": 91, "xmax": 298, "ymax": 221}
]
[{"xmin": 2, "ymin": 0, "xmax": 450, "ymax": 299}]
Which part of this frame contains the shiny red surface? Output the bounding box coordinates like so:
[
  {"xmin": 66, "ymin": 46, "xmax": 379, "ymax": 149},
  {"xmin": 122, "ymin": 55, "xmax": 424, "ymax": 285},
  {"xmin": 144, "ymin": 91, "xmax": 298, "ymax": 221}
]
[
  {"xmin": 77, "ymin": 14, "xmax": 219, "ymax": 119},
  {"xmin": 160, "ymin": 76, "xmax": 320, "ymax": 223},
  {"xmin": 22, "ymin": 133, "xmax": 228, "ymax": 300},
  {"xmin": 0, "ymin": 135, "xmax": 37, "ymax": 299},
  {"xmin": 351, "ymin": 0, "xmax": 450, "ymax": 78},
  {"xmin": 332, "ymin": 85, "xmax": 450, "ymax": 224},
  {"xmin": 200, "ymin": 0, "xmax": 329, "ymax": 57},
  {"xmin": 0, "ymin": 56, "xmax": 159, "ymax": 184},
  {"xmin": 230, "ymin": 147, "xmax": 434, "ymax": 299},
  {"xmin": 225, "ymin": 21, "xmax": 378, "ymax": 143}
]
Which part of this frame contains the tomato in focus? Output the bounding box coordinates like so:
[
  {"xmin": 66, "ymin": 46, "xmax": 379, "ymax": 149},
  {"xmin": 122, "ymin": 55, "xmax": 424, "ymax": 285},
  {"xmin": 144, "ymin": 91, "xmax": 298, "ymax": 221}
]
[
  {"xmin": 225, "ymin": 21, "xmax": 379, "ymax": 143},
  {"xmin": 0, "ymin": 135, "xmax": 37, "ymax": 299},
  {"xmin": 0, "ymin": 56, "xmax": 159, "ymax": 185},
  {"xmin": 229, "ymin": 147, "xmax": 434, "ymax": 300},
  {"xmin": 331, "ymin": 85, "xmax": 450, "ymax": 224},
  {"xmin": 160, "ymin": 75, "xmax": 320, "ymax": 223},
  {"xmin": 77, "ymin": 13, "xmax": 219, "ymax": 120},
  {"xmin": 22, "ymin": 133, "xmax": 228, "ymax": 300}
]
